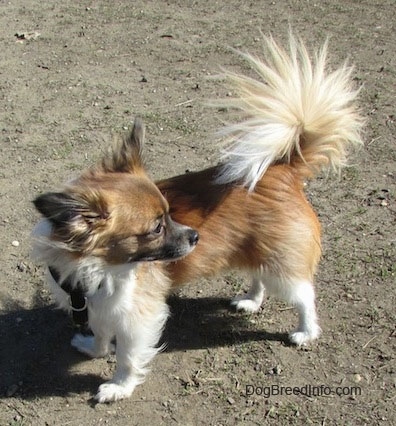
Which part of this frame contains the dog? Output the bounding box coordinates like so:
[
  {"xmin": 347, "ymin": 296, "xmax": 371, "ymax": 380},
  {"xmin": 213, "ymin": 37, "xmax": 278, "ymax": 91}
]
[{"xmin": 32, "ymin": 35, "xmax": 363, "ymax": 403}]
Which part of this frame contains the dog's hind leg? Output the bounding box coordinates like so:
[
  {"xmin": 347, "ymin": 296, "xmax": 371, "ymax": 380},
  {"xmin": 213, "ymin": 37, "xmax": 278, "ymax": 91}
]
[
  {"xmin": 71, "ymin": 310, "xmax": 116, "ymax": 358},
  {"xmin": 287, "ymin": 279, "xmax": 321, "ymax": 345},
  {"xmin": 71, "ymin": 332, "xmax": 115, "ymax": 358},
  {"xmin": 230, "ymin": 273, "xmax": 265, "ymax": 313},
  {"xmin": 264, "ymin": 274, "xmax": 321, "ymax": 345}
]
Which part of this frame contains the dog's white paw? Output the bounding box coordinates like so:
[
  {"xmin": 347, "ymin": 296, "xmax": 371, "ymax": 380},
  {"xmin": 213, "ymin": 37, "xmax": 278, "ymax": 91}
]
[
  {"xmin": 95, "ymin": 382, "xmax": 134, "ymax": 403},
  {"xmin": 289, "ymin": 326, "xmax": 321, "ymax": 346},
  {"xmin": 230, "ymin": 295, "xmax": 261, "ymax": 313},
  {"xmin": 71, "ymin": 334, "xmax": 96, "ymax": 357},
  {"xmin": 71, "ymin": 334, "xmax": 115, "ymax": 358}
]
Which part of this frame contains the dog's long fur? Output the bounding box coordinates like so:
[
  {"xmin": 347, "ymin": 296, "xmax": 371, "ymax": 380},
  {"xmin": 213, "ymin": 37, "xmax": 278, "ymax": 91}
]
[
  {"xmin": 32, "ymin": 121, "xmax": 199, "ymax": 403},
  {"xmin": 32, "ymin": 35, "xmax": 363, "ymax": 403}
]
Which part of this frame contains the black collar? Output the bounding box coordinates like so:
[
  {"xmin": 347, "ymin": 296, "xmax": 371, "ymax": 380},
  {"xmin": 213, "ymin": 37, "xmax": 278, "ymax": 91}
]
[{"xmin": 48, "ymin": 266, "xmax": 88, "ymax": 327}]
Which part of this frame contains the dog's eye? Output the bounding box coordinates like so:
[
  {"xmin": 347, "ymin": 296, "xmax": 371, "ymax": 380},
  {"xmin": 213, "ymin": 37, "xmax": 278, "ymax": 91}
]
[{"xmin": 152, "ymin": 221, "xmax": 164, "ymax": 235}]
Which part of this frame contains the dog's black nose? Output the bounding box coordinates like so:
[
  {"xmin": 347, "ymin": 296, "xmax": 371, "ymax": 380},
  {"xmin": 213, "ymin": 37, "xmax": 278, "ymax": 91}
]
[{"xmin": 189, "ymin": 230, "xmax": 199, "ymax": 246}]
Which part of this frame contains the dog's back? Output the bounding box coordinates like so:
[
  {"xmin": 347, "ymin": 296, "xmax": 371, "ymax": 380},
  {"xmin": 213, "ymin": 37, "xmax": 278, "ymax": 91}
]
[{"xmin": 160, "ymin": 34, "xmax": 363, "ymax": 346}]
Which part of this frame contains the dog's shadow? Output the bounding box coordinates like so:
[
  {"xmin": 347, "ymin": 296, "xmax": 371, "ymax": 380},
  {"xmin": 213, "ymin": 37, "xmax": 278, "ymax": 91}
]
[
  {"xmin": 0, "ymin": 298, "xmax": 99, "ymax": 400},
  {"xmin": 0, "ymin": 294, "xmax": 287, "ymax": 400},
  {"xmin": 164, "ymin": 295, "xmax": 286, "ymax": 350}
]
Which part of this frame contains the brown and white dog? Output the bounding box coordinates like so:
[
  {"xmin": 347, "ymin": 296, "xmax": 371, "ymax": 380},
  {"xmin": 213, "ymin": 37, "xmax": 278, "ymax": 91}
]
[{"xmin": 32, "ymin": 35, "xmax": 363, "ymax": 402}]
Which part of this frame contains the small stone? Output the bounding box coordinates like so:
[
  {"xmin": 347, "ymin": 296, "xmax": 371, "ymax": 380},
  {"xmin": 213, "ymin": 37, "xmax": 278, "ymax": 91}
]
[
  {"xmin": 17, "ymin": 262, "xmax": 26, "ymax": 272},
  {"xmin": 11, "ymin": 240, "xmax": 20, "ymax": 247},
  {"xmin": 353, "ymin": 373, "xmax": 362, "ymax": 383},
  {"xmin": 227, "ymin": 396, "xmax": 235, "ymax": 405},
  {"xmin": 273, "ymin": 365, "xmax": 282, "ymax": 375}
]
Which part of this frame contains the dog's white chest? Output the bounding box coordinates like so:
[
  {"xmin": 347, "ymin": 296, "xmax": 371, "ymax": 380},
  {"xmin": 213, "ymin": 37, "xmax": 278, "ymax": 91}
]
[{"xmin": 88, "ymin": 268, "xmax": 137, "ymax": 331}]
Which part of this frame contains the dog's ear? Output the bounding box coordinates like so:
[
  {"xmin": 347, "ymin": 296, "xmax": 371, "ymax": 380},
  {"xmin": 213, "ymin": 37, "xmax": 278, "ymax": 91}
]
[
  {"xmin": 34, "ymin": 192, "xmax": 84, "ymax": 226},
  {"xmin": 33, "ymin": 191, "xmax": 109, "ymax": 249},
  {"xmin": 101, "ymin": 117, "xmax": 145, "ymax": 173}
]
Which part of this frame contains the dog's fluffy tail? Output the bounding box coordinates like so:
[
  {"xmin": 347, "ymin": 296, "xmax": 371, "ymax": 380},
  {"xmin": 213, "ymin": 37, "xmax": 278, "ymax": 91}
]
[{"xmin": 215, "ymin": 35, "xmax": 364, "ymax": 191}]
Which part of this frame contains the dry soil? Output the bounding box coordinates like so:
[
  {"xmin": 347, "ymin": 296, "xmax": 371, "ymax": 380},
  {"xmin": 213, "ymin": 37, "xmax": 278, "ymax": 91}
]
[{"xmin": 0, "ymin": 1, "xmax": 395, "ymax": 425}]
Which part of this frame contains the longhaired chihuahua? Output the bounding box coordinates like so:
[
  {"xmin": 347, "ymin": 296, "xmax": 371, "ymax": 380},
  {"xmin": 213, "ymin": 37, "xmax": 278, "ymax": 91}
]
[{"xmin": 32, "ymin": 35, "xmax": 363, "ymax": 403}]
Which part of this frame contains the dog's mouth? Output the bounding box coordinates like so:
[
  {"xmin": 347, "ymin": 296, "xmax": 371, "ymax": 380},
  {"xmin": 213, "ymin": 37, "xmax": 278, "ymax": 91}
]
[
  {"xmin": 127, "ymin": 231, "xmax": 199, "ymax": 263},
  {"xmin": 127, "ymin": 251, "xmax": 188, "ymax": 263}
]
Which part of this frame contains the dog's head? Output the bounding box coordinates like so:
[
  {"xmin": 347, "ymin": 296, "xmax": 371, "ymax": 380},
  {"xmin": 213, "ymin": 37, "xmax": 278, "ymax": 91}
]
[{"xmin": 33, "ymin": 118, "xmax": 199, "ymax": 264}]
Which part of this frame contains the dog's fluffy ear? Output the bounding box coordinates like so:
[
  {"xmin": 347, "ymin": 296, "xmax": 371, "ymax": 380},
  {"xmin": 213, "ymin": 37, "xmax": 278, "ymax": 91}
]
[
  {"xmin": 33, "ymin": 191, "xmax": 109, "ymax": 249},
  {"xmin": 101, "ymin": 117, "xmax": 145, "ymax": 173},
  {"xmin": 35, "ymin": 192, "xmax": 80, "ymax": 225}
]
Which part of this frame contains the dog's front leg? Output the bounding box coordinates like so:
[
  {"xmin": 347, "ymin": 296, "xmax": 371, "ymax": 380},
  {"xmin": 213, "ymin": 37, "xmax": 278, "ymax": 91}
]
[
  {"xmin": 95, "ymin": 302, "xmax": 169, "ymax": 403},
  {"xmin": 94, "ymin": 335, "xmax": 150, "ymax": 403}
]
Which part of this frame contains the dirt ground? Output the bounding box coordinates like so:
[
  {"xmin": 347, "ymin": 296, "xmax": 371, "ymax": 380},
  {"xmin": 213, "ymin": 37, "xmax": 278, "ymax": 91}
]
[{"xmin": 0, "ymin": 1, "xmax": 395, "ymax": 425}]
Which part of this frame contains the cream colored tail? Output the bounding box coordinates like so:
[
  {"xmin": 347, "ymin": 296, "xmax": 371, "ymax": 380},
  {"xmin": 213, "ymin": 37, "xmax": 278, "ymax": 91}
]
[{"xmin": 215, "ymin": 34, "xmax": 364, "ymax": 191}]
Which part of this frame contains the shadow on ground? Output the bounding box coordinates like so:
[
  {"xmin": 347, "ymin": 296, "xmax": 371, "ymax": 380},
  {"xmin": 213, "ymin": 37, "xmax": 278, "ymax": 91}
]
[{"xmin": 0, "ymin": 293, "xmax": 287, "ymax": 400}]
